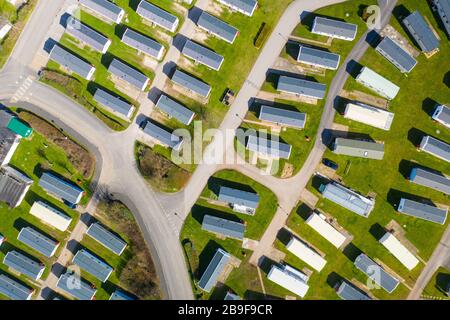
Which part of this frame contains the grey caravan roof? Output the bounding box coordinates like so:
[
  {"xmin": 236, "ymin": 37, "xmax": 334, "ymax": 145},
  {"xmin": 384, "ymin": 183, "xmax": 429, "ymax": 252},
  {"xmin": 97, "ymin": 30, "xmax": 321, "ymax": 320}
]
[
  {"xmin": 398, "ymin": 198, "xmax": 448, "ymax": 225},
  {"xmin": 79, "ymin": 0, "xmax": 124, "ymax": 23},
  {"xmin": 403, "ymin": 11, "xmax": 440, "ymax": 53},
  {"xmin": 433, "ymin": 0, "xmax": 450, "ymax": 37},
  {"xmin": 66, "ymin": 16, "xmax": 110, "ymax": 53},
  {"xmin": 376, "ymin": 37, "xmax": 417, "ymax": 73},
  {"xmin": 354, "ymin": 254, "xmax": 400, "ymax": 293},
  {"xmin": 224, "ymin": 292, "xmax": 241, "ymax": 300},
  {"xmin": 277, "ymin": 76, "xmax": 326, "ymax": 99},
  {"xmin": 259, "ymin": 105, "xmax": 306, "ymax": 129},
  {"xmin": 198, "ymin": 248, "xmax": 230, "ymax": 292},
  {"xmin": 0, "ymin": 166, "xmax": 33, "ymax": 208},
  {"xmin": 17, "ymin": 227, "xmax": 59, "ymax": 258},
  {"xmin": 218, "ymin": 186, "xmax": 259, "ymax": 209},
  {"xmin": 182, "ymin": 40, "xmax": 224, "ymax": 71},
  {"xmin": 201, "ymin": 214, "xmax": 245, "ymax": 240},
  {"xmin": 0, "ymin": 127, "xmax": 17, "ymax": 165},
  {"xmin": 39, "ymin": 172, "xmax": 84, "ymax": 204},
  {"xmin": 297, "ymin": 46, "xmax": 340, "ymax": 70},
  {"xmin": 136, "ymin": 0, "xmax": 178, "ymax": 32},
  {"xmin": 110, "ymin": 290, "xmax": 134, "ymax": 300},
  {"xmin": 142, "ymin": 121, "xmax": 182, "ymax": 150},
  {"xmin": 333, "ymin": 138, "xmax": 385, "ymax": 160},
  {"xmin": 433, "ymin": 104, "xmax": 450, "ymax": 126},
  {"xmin": 3, "ymin": 251, "xmax": 44, "ymax": 280},
  {"xmin": 320, "ymin": 182, "xmax": 374, "ymax": 217},
  {"xmin": 336, "ymin": 281, "xmax": 371, "ymax": 300},
  {"xmin": 171, "ymin": 69, "xmax": 211, "ymax": 97},
  {"xmin": 108, "ymin": 59, "xmax": 149, "ymax": 90},
  {"xmin": 246, "ymin": 134, "xmax": 292, "ymax": 159},
  {"xmin": 0, "ymin": 108, "xmax": 14, "ymax": 127},
  {"xmin": 156, "ymin": 95, "xmax": 195, "ymax": 125},
  {"xmin": 86, "ymin": 222, "xmax": 127, "ymax": 255},
  {"xmin": 420, "ymin": 136, "xmax": 450, "ymax": 162},
  {"xmin": 0, "ymin": 274, "xmax": 33, "ymax": 300},
  {"xmin": 49, "ymin": 45, "xmax": 94, "ymax": 80},
  {"xmin": 57, "ymin": 272, "xmax": 96, "ymax": 300},
  {"xmin": 312, "ymin": 17, "xmax": 357, "ymax": 40},
  {"xmin": 122, "ymin": 28, "xmax": 163, "ymax": 59},
  {"xmin": 72, "ymin": 249, "xmax": 114, "ymax": 282},
  {"xmin": 197, "ymin": 11, "xmax": 239, "ymax": 43},
  {"xmin": 218, "ymin": 0, "xmax": 258, "ymax": 16},
  {"xmin": 409, "ymin": 167, "xmax": 450, "ymax": 195},
  {"xmin": 93, "ymin": 89, "xmax": 133, "ymax": 118}
]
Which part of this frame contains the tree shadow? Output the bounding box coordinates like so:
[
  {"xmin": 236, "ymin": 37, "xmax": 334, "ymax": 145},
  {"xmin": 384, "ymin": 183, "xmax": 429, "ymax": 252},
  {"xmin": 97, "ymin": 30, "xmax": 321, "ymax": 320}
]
[
  {"xmin": 299, "ymin": 12, "xmax": 346, "ymax": 31},
  {"xmin": 86, "ymin": 82, "xmax": 131, "ymax": 105},
  {"xmin": 207, "ymin": 176, "xmax": 255, "ymax": 197},
  {"xmin": 188, "ymin": 6, "xmax": 203, "ymax": 23},
  {"xmin": 435, "ymin": 273, "xmax": 450, "ymax": 295},
  {"xmin": 407, "ymin": 128, "xmax": 426, "ymax": 148},
  {"xmin": 210, "ymin": 283, "xmax": 232, "ymax": 300},
  {"xmin": 311, "ymin": 174, "xmax": 330, "ymax": 193},
  {"xmin": 444, "ymin": 71, "xmax": 450, "ymax": 89},
  {"xmin": 386, "ymin": 188, "xmax": 436, "ymax": 210},
  {"xmin": 244, "ymin": 290, "xmax": 283, "ymax": 300},
  {"xmin": 128, "ymin": 0, "xmax": 141, "ymax": 11},
  {"xmin": 191, "ymin": 204, "xmax": 242, "ymax": 225},
  {"xmin": 196, "ymin": 240, "xmax": 224, "ymax": 280},
  {"xmin": 257, "ymin": 256, "xmax": 278, "ymax": 275},
  {"xmin": 173, "ymin": 34, "xmax": 189, "ymax": 52},
  {"xmin": 285, "ymin": 41, "xmax": 300, "ymax": 60},
  {"xmin": 296, "ymin": 203, "xmax": 313, "ymax": 220},
  {"xmin": 43, "ymin": 38, "xmax": 57, "ymax": 54},
  {"xmin": 422, "ymin": 97, "xmax": 439, "ymax": 116},
  {"xmin": 342, "ymin": 242, "xmax": 363, "ymax": 262},
  {"xmin": 346, "ymin": 59, "xmax": 364, "ymax": 78},
  {"xmin": 369, "ymin": 223, "xmax": 386, "ymax": 241},
  {"xmin": 333, "ymin": 95, "xmax": 352, "ymax": 115},
  {"xmin": 276, "ymin": 228, "xmax": 292, "ymax": 246},
  {"xmin": 366, "ymin": 30, "xmax": 382, "ymax": 48},
  {"xmin": 326, "ymin": 271, "xmax": 344, "ymax": 291}
]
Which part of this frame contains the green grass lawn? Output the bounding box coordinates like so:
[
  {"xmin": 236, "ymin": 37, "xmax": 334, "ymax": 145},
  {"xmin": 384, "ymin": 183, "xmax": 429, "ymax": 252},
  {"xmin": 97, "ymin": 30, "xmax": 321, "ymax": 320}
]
[
  {"xmin": 276, "ymin": 0, "xmax": 450, "ymax": 300},
  {"xmin": 240, "ymin": 98, "xmax": 323, "ymax": 177},
  {"xmin": 180, "ymin": 169, "xmax": 278, "ymax": 299},
  {"xmin": 0, "ymin": 131, "xmax": 88, "ymax": 300},
  {"xmin": 422, "ymin": 267, "xmax": 449, "ymax": 299},
  {"xmin": 0, "ymin": 0, "xmax": 37, "ymax": 69}
]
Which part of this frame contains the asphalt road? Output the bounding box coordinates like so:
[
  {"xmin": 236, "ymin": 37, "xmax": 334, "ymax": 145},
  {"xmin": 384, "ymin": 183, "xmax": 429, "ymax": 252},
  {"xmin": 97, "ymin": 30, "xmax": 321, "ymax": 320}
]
[{"xmin": 3, "ymin": 0, "xmax": 442, "ymax": 301}]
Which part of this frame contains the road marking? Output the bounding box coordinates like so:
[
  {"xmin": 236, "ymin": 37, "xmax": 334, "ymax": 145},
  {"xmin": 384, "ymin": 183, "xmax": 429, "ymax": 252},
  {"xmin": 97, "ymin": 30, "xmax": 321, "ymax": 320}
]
[{"xmin": 10, "ymin": 76, "xmax": 34, "ymax": 103}]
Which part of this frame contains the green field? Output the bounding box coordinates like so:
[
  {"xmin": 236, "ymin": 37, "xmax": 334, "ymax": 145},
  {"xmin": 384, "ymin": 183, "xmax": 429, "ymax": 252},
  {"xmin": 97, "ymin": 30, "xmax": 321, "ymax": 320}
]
[
  {"xmin": 0, "ymin": 0, "xmax": 37, "ymax": 69},
  {"xmin": 180, "ymin": 169, "xmax": 278, "ymax": 299},
  {"xmin": 273, "ymin": 0, "xmax": 450, "ymax": 300},
  {"xmin": 0, "ymin": 130, "xmax": 88, "ymax": 299}
]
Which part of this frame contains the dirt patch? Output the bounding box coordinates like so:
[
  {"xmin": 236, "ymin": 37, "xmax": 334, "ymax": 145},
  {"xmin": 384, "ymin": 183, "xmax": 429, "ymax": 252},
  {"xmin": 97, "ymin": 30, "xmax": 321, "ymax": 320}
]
[
  {"xmin": 17, "ymin": 111, "xmax": 94, "ymax": 178},
  {"xmin": 206, "ymin": 1, "xmax": 225, "ymax": 15},
  {"xmin": 380, "ymin": 24, "xmax": 420, "ymax": 58},
  {"xmin": 96, "ymin": 200, "xmax": 161, "ymax": 299},
  {"xmin": 136, "ymin": 142, "xmax": 191, "ymax": 193},
  {"xmin": 280, "ymin": 162, "xmax": 294, "ymax": 178},
  {"xmin": 340, "ymin": 89, "xmax": 389, "ymax": 109}
]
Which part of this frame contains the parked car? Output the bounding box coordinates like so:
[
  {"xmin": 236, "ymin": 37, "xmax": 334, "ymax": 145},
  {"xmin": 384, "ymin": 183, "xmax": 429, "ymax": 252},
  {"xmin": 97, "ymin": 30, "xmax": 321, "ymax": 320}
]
[{"xmin": 322, "ymin": 158, "xmax": 338, "ymax": 170}]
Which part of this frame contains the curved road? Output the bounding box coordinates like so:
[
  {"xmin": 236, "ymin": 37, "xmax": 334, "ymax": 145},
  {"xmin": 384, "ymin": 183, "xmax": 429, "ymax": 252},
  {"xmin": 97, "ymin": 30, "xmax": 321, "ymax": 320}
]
[{"xmin": 0, "ymin": 0, "xmax": 424, "ymax": 300}]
